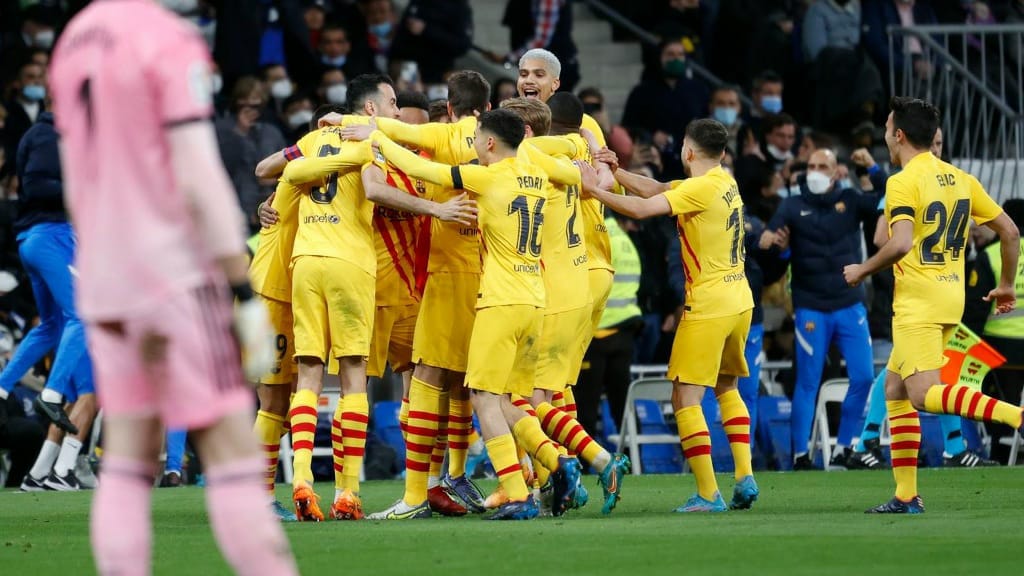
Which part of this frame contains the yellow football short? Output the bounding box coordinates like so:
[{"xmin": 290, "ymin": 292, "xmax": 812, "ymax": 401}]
[
  {"xmin": 412, "ymin": 272, "xmax": 480, "ymax": 372},
  {"xmin": 588, "ymin": 268, "xmax": 614, "ymax": 334},
  {"xmin": 292, "ymin": 255, "xmax": 374, "ymax": 362},
  {"xmin": 367, "ymin": 302, "xmax": 419, "ymax": 378},
  {"xmin": 257, "ymin": 295, "xmax": 296, "ymax": 385},
  {"xmin": 466, "ymin": 305, "xmax": 543, "ymax": 398},
  {"xmin": 667, "ymin": 309, "xmax": 752, "ymax": 387},
  {"xmin": 888, "ymin": 322, "xmax": 955, "ymax": 379},
  {"xmin": 536, "ymin": 306, "xmax": 592, "ymax": 391}
]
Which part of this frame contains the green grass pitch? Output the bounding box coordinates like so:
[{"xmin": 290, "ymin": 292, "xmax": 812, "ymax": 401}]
[{"xmin": 2, "ymin": 468, "xmax": 1022, "ymax": 575}]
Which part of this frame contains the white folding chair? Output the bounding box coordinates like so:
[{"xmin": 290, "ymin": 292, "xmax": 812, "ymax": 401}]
[
  {"xmin": 610, "ymin": 378, "xmax": 679, "ymax": 475},
  {"xmin": 808, "ymin": 378, "xmax": 849, "ymax": 470},
  {"xmin": 998, "ymin": 387, "xmax": 1024, "ymax": 466}
]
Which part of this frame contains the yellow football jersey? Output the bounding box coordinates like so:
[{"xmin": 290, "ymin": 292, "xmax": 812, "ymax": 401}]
[
  {"xmin": 563, "ymin": 130, "xmax": 615, "ymax": 274},
  {"xmin": 663, "ymin": 166, "xmax": 753, "ymax": 319},
  {"xmin": 886, "ymin": 152, "xmax": 1003, "ymax": 325},
  {"xmin": 249, "ymin": 179, "xmax": 302, "ymax": 302},
  {"xmin": 374, "ymin": 133, "xmax": 569, "ymax": 308},
  {"xmin": 373, "ymin": 163, "xmax": 427, "ymax": 306},
  {"xmin": 378, "ymin": 115, "xmax": 481, "ymax": 273},
  {"xmin": 284, "ymin": 132, "xmax": 375, "ymax": 276}
]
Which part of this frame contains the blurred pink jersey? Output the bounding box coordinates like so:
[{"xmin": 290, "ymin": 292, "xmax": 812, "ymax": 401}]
[{"xmin": 50, "ymin": 1, "xmax": 221, "ymax": 321}]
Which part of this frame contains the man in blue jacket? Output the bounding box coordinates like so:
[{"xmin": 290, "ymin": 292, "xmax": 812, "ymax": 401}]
[
  {"xmin": 762, "ymin": 148, "xmax": 880, "ymax": 469},
  {"xmin": 0, "ymin": 111, "xmax": 97, "ymax": 490}
]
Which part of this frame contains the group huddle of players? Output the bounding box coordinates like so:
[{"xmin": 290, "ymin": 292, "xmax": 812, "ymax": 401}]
[{"xmin": 247, "ymin": 50, "xmax": 631, "ymax": 521}]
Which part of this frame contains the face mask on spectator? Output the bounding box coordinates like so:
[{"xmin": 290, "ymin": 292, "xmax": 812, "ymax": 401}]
[
  {"xmin": 767, "ymin": 143, "xmax": 793, "ymax": 162},
  {"xmin": 22, "ymin": 85, "xmax": 46, "ymax": 102},
  {"xmin": 761, "ymin": 95, "xmax": 783, "ymax": 114},
  {"xmin": 838, "ymin": 178, "xmax": 853, "ymax": 190},
  {"xmin": 713, "ymin": 107, "xmax": 738, "ymax": 127},
  {"xmin": 369, "ymin": 22, "xmax": 393, "ymax": 37},
  {"xmin": 663, "ymin": 58, "xmax": 688, "ymax": 79},
  {"xmin": 210, "ymin": 73, "xmax": 223, "ymax": 95},
  {"xmin": 806, "ymin": 171, "xmax": 833, "ymax": 194},
  {"xmin": 288, "ymin": 109, "xmax": 315, "ymax": 130},
  {"xmin": 326, "ymin": 83, "xmax": 348, "ymax": 104},
  {"xmin": 322, "ymin": 54, "xmax": 348, "ymax": 68},
  {"xmin": 271, "ymin": 79, "xmax": 293, "ymax": 100},
  {"xmin": 33, "ymin": 29, "xmax": 55, "ymax": 49}
]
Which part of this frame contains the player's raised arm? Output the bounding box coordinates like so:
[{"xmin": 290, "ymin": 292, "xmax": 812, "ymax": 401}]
[
  {"xmin": 344, "ymin": 116, "xmax": 443, "ymax": 153},
  {"xmin": 612, "ymin": 167, "xmax": 672, "ymax": 199},
  {"xmin": 281, "ymin": 144, "xmax": 372, "ymax": 186},
  {"xmin": 527, "ymin": 135, "xmax": 577, "ymax": 159},
  {"xmin": 519, "ymin": 141, "xmax": 579, "ymax": 186},
  {"xmin": 371, "ymin": 131, "xmax": 458, "ymax": 188},
  {"xmin": 579, "ymin": 161, "xmax": 671, "ymax": 219},
  {"xmin": 361, "ymin": 164, "xmax": 477, "ymax": 226}
]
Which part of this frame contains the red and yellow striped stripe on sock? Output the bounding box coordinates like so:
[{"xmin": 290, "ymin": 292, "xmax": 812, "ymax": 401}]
[
  {"xmin": 536, "ymin": 402, "xmax": 606, "ymax": 467},
  {"xmin": 561, "ymin": 388, "xmax": 579, "ymax": 421},
  {"xmin": 924, "ymin": 384, "xmax": 1024, "ymax": 428},
  {"xmin": 429, "ymin": 389, "xmax": 450, "ymax": 480},
  {"xmin": 399, "ymin": 396, "xmax": 410, "ymax": 441},
  {"xmin": 254, "ymin": 410, "xmax": 286, "ymax": 494},
  {"xmin": 341, "ymin": 393, "xmax": 369, "ymax": 493},
  {"xmin": 675, "ymin": 405, "xmax": 719, "ymax": 500},
  {"xmin": 485, "ymin": 433, "xmax": 530, "ymax": 502},
  {"xmin": 512, "ymin": 397, "xmax": 550, "ymax": 485},
  {"xmin": 446, "ymin": 396, "xmax": 472, "ymax": 478},
  {"xmin": 887, "ymin": 400, "xmax": 920, "ymax": 501},
  {"xmin": 717, "ymin": 389, "xmax": 753, "ymax": 480},
  {"xmin": 287, "ymin": 389, "xmax": 318, "ymax": 486},
  {"xmin": 511, "ymin": 414, "xmax": 562, "ymax": 473},
  {"xmin": 331, "ymin": 397, "xmax": 346, "ymax": 491},
  {"xmin": 403, "ymin": 379, "xmax": 442, "ymax": 505}
]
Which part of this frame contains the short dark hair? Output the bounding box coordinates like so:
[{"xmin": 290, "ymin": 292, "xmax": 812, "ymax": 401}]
[
  {"xmin": 890, "ymin": 96, "xmax": 940, "ymax": 149},
  {"xmin": 804, "ymin": 130, "xmax": 835, "ymax": 151},
  {"xmin": 321, "ymin": 22, "xmax": 349, "ymax": 39},
  {"xmin": 547, "ymin": 92, "xmax": 583, "ymax": 136},
  {"xmin": 346, "ymin": 73, "xmax": 394, "ymax": 112},
  {"xmin": 500, "ymin": 97, "xmax": 551, "ymax": 136},
  {"xmin": 428, "ymin": 99, "xmax": 449, "ymax": 122},
  {"xmin": 763, "ymin": 112, "xmax": 796, "ymax": 135},
  {"xmin": 478, "ymin": 109, "xmax": 525, "ymax": 150},
  {"xmin": 447, "ymin": 70, "xmax": 491, "ymax": 118},
  {"xmin": 397, "ymin": 90, "xmax": 429, "ymax": 111},
  {"xmin": 711, "ymin": 84, "xmax": 742, "ymax": 100},
  {"xmin": 685, "ymin": 118, "xmax": 729, "ymax": 156},
  {"xmin": 311, "ymin": 103, "xmax": 348, "ymax": 130},
  {"xmin": 576, "ymin": 86, "xmax": 604, "ymax": 104},
  {"xmin": 752, "ymin": 70, "xmax": 783, "ymax": 91}
]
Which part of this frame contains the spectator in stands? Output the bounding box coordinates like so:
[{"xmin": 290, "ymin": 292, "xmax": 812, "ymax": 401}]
[
  {"xmin": 496, "ymin": 0, "xmax": 580, "ymax": 90},
  {"xmin": 863, "ymin": 0, "xmax": 939, "ymax": 90},
  {"xmin": 1, "ymin": 61, "xmax": 46, "ymax": 185},
  {"xmin": 735, "ymin": 113, "xmax": 797, "ymax": 222},
  {"xmin": 491, "ymin": 77, "xmax": 519, "ymax": 110},
  {"xmin": 739, "ymin": 70, "xmax": 785, "ymax": 149},
  {"xmin": 578, "ymin": 86, "xmax": 634, "ymax": 167},
  {"xmin": 318, "ymin": 23, "xmax": 374, "ymax": 80},
  {"xmin": 359, "ymin": 0, "xmax": 398, "ymax": 72},
  {"xmin": 760, "ymin": 148, "xmax": 880, "ymax": 470},
  {"xmin": 281, "ymin": 94, "xmax": 316, "ymax": 142},
  {"xmin": 626, "ymin": 214, "xmax": 680, "ymax": 365},
  {"xmin": 261, "ymin": 63, "xmax": 295, "ymax": 130},
  {"xmin": 622, "ymin": 39, "xmax": 710, "ymax": 179},
  {"xmin": 707, "ymin": 84, "xmax": 745, "ymax": 155},
  {"xmin": 803, "ymin": 0, "xmax": 862, "ymax": 61},
  {"xmin": 318, "ymin": 68, "xmax": 348, "ymax": 106},
  {"xmin": 0, "ymin": 5, "xmax": 58, "ymax": 81},
  {"xmin": 215, "ymin": 77, "xmax": 286, "ymax": 233},
  {"xmin": 390, "ymin": 0, "xmax": 472, "ymax": 84},
  {"xmin": 649, "ymin": 0, "xmax": 715, "ymax": 66},
  {"xmin": 304, "ymin": 0, "xmax": 328, "ymax": 48}
]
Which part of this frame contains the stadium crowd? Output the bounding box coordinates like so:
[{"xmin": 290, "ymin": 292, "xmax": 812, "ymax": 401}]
[{"xmin": 0, "ymin": 0, "xmax": 1021, "ymax": 524}]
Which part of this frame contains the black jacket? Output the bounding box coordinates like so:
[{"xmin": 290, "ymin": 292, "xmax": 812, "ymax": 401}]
[
  {"xmin": 390, "ymin": 0, "xmax": 472, "ymax": 84},
  {"xmin": 14, "ymin": 112, "xmax": 65, "ymax": 233}
]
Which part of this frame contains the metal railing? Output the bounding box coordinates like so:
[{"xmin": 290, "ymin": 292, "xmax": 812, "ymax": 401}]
[
  {"xmin": 889, "ymin": 24, "xmax": 1024, "ymax": 203},
  {"xmin": 578, "ymin": 0, "xmax": 754, "ymax": 110}
]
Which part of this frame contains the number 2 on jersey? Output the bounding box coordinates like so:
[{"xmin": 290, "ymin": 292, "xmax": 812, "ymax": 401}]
[
  {"xmin": 566, "ymin": 185, "xmax": 582, "ymax": 248},
  {"xmin": 920, "ymin": 199, "xmax": 969, "ymax": 265},
  {"xmin": 726, "ymin": 208, "xmax": 745, "ymax": 266},
  {"xmin": 509, "ymin": 195, "xmax": 545, "ymax": 256},
  {"xmin": 310, "ymin": 144, "xmax": 341, "ymax": 204}
]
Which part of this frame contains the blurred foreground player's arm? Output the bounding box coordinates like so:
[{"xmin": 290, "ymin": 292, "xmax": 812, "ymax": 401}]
[{"xmin": 166, "ymin": 120, "xmax": 275, "ymax": 380}]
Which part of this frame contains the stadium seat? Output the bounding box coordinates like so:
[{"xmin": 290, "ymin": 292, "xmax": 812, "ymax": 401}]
[
  {"xmin": 598, "ymin": 397, "xmax": 619, "ymax": 451},
  {"xmin": 758, "ymin": 395, "xmax": 793, "ymax": 471},
  {"xmin": 808, "ymin": 378, "xmax": 850, "ymax": 470},
  {"xmin": 372, "ymin": 400, "xmax": 406, "ymax": 470},
  {"xmin": 614, "ymin": 378, "xmax": 681, "ymax": 475}
]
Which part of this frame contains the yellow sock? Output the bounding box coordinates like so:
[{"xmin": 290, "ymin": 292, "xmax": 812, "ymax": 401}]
[
  {"xmin": 485, "ymin": 434, "xmax": 530, "ymax": 501},
  {"xmin": 887, "ymin": 400, "xmax": 920, "ymax": 501},
  {"xmin": 447, "ymin": 397, "xmax": 471, "ymax": 478},
  {"xmin": 511, "ymin": 415, "xmax": 561, "ymax": 472},
  {"xmin": 399, "ymin": 396, "xmax": 410, "ymax": 441},
  {"xmin": 403, "ymin": 378, "xmax": 441, "ymax": 505},
  {"xmin": 254, "ymin": 410, "xmax": 286, "ymax": 494},
  {"xmin": 429, "ymin": 389, "xmax": 450, "ymax": 480},
  {"xmin": 340, "ymin": 393, "xmax": 369, "ymax": 493},
  {"xmin": 675, "ymin": 405, "xmax": 718, "ymax": 500},
  {"xmin": 536, "ymin": 402, "xmax": 609, "ymax": 468},
  {"xmin": 331, "ymin": 397, "xmax": 345, "ymax": 491},
  {"xmin": 924, "ymin": 384, "xmax": 1023, "ymax": 428},
  {"xmin": 288, "ymin": 389, "xmax": 318, "ymax": 486},
  {"xmin": 716, "ymin": 389, "xmax": 753, "ymax": 480},
  {"xmin": 562, "ymin": 388, "xmax": 579, "ymax": 420}
]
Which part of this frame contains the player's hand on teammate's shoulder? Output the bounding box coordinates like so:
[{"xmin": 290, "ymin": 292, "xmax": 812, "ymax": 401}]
[
  {"xmin": 576, "ymin": 161, "xmax": 599, "ymax": 197},
  {"xmin": 983, "ymin": 285, "xmax": 1017, "ymax": 315},
  {"xmin": 318, "ymin": 112, "xmax": 345, "ymax": 128},
  {"xmin": 433, "ymin": 193, "xmax": 478, "ymax": 227},
  {"xmin": 843, "ymin": 263, "xmax": 865, "ymax": 287},
  {"xmin": 342, "ymin": 122, "xmax": 374, "ymax": 142},
  {"xmin": 259, "ymin": 192, "xmax": 279, "ymax": 228},
  {"xmin": 593, "ymin": 147, "xmax": 619, "ymax": 173}
]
